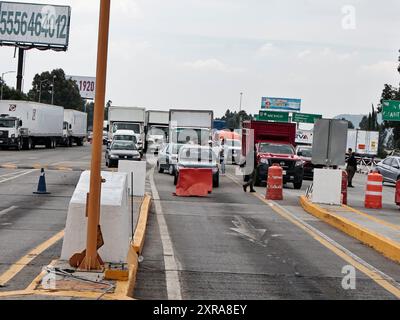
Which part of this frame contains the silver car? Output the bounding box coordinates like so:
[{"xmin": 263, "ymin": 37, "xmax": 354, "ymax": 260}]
[
  {"xmin": 105, "ymin": 140, "xmax": 141, "ymax": 168},
  {"xmin": 157, "ymin": 143, "xmax": 184, "ymax": 175},
  {"xmin": 376, "ymin": 156, "xmax": 400, "ymax": 183}
]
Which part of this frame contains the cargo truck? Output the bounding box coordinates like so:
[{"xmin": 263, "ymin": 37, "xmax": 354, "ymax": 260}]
[
  {"xmin": 169, "ymin": 109, "xmax": 213, "ymax": 146},
  {"xmin": 347, "ymin": 129, "xmax": 379, "ymax": 156},
  {"xmin": 108, "ymin": 106, "xmax": 146, "ymax": 154},
  {"xmin": 145, "ymin": 110, "xmax": 169, "ymax": 153},
  {"xmin": 62, "ymin": 109, "xmax": 88, "ymax": 147},
  {"xmin": 0, "ymin": 100, "xmax": 63, "ymax": 150},
  {"xmin": 242, "ymin": 120, "xmax": 304, "ymax": 189}
]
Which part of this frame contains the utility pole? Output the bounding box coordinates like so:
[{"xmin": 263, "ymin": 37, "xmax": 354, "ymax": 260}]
[
  {"xmin": 239, "ymin": 92, "xmax": 243, "ymax": 128},
  {"xmin": 76, "ymin": 0, "xmax": 111, "ymax": 271},
  {"xmin": 0, "ymin": 71, "xmax": 15, "ymax": 100},
  {"xmin": 51, "ymin": 75, "xmax": 57, "ymax": 105}
]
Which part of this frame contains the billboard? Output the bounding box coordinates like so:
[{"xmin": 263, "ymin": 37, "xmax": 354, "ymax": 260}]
[
  {"xmin": 68, "ymin": 76, "xmax": 96, "ymax": 100},
  {"xmin": 261, "ymin": 97, "xmax": 301, "ymax": 112},
  {"xmin": 0, "ymin": 1, "xmax": 71, "ymax": 49}
]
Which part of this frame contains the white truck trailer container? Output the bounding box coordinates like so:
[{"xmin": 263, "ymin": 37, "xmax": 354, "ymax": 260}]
[
  {"xmin": 145, "ymin": 110, "xmax": 169, "ymax": 153},
  {"xmin": 0, "ymin": 100, "xmax": 63, "ymax": 150},
  {"xmin": 347, "ymin": 129, "xmax": 379, "ymax": 156},
  {"xmin": 169, "ymin": 109, "xmax": 214, "ymax": 146},
  {"xmin": 62, "ymin": 109, "xmax": 88, "ymax": 147},
  {"xmin": 108, "ymin": 106, "xmax": 146, "ymax": 153}
]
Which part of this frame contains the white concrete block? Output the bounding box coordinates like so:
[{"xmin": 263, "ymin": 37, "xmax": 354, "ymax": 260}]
[
  {"xmin": 118, "ymin": 160, "xmax": 146, "ymax": 196},
  {"xmin": 312, "ymin": 169, "xmax": 342, "ymax": 205},
  {"xmin": 61, "ymin": 170, "xmax": 131, "ymax": 263}
]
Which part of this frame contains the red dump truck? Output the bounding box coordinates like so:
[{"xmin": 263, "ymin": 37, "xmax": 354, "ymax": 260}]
[{"xmin": 242, "ymin": 120, "xmax": 304, "ymax": 189}]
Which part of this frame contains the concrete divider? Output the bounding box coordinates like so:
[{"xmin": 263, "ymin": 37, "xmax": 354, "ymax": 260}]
[
  {"xmin": 61, "ymin": 170, "xmax": 131, "ymax": 263},
  {"xmin": 118, "ymin": 160, "xmax": 146, "ymax": 196},
  {"xmin": 300, "ymin": 195, "xmax": 400, "ymax": 264}
]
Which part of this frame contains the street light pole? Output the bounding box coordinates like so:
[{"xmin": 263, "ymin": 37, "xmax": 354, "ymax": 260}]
[
  {"xmin": 239, "ymin": 92, "xmax": 243, "ymax": 128},
  {"xmin": 1, "ymin": 71, "xmax": 16, "ymax": 100},
  {"xmin": 38, "ymin": 79, "xmax": 48, "ymax": 103},
  {"xmin": 51, "ymin": 75, "xmax": 57, "ymax": 105},
  {"xmin": 76, "ymin": 0, "xmax": 111, "ymax": 271}
]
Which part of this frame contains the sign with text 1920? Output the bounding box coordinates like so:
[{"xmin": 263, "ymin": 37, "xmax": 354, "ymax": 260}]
[
  {"xmin": 0, "ymin": 1, "xmax": 71, "ymax": 49},
  {"xmin": 68, "ymin": 76, "xmax": 96, "ymax": 100}
]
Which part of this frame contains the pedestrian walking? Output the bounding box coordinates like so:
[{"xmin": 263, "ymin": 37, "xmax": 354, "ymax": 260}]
[
  {"xmin": 240, "ymin": 149, "xmax": 257, "ymax": 193},
  {"xmin": 346, "ymin": 148, "xmax": 357, "ymax": 188}
]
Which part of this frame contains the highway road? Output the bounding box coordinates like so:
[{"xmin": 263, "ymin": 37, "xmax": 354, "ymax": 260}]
[{"xmin": 0, "ymin": 145, "xmax": 400, "ymax": 299}]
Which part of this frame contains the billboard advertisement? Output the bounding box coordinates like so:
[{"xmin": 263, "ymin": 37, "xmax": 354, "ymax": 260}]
[
  {"xmin": 68, "ymin": 76, "xmax": 96, "ymax": 100},
  {"xmin": 0, "ymin": 1, "xmax": 71, "ymax": 49},
  {"xmin": 261, "ymin": 97, "xmax": 301, "ymax": 112}
]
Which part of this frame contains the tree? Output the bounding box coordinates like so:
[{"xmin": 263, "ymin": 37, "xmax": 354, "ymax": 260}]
[
  {"xmin": 341, "ymin": 118, "xmax": 355, "ymax": 129},
  {"xmin": 0, "ymin": 81, "xmax": 28, "ymax": 100},
  {"xmin": 27, "ymin": 69, "xmax": 84, "ymax": 110},
  {"xmin": 216, "ymin": 109, "xmax": 252, "ymax": 129}
]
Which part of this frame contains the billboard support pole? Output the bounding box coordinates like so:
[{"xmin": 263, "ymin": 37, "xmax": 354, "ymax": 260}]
[{"xmin": 16, "ymin": 48, "xmax": 24, "ymax": 92}]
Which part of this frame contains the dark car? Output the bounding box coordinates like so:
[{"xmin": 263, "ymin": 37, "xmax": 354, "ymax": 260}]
[
  {"xmin": 105, "ymin": 140, "xmax": 141, "ymax": 168},
  {"xmin": 376, "ymin": 156, "xmax": 400, "ymax": 183}
]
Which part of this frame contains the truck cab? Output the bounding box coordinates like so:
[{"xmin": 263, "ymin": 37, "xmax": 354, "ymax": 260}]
[
  {"xmin": 242, "ymin": 120, "xmax": 304, "ymax": 189},
  {"xmin": 0, "ymin": 114, "xmax": 23, "ymax": 150},
  {"xmin": 110, "ymin": 121, "xmax": 144, "ymax": 153}
]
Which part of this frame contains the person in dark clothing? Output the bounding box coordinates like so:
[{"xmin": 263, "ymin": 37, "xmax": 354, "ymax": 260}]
[
  {"xmin": 346, "ymin": 148, "xmax": 357, "ymax": 187},
  {"xmin": 240, "ymin": 149, "xmax": 258, "ymax": 193}
]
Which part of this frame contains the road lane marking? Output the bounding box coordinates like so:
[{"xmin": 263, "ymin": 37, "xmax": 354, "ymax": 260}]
[
  {"xmin": 0, "ymin": 230, "xmax": 64, "ymax": 287},
  {"xmin": 0, "ymin": 169, "xmax": 37, "ymax": 184},
  {"xmin": 0, "ymin": 206, "xmax": 18, "ymax": 218},
  {"xmin": 148, "ymin": 167, "xmax": 182, "ymax": 300},
  {"xmin": 226, "ymin": 173, "xmax": 400, "ymax": 299}
]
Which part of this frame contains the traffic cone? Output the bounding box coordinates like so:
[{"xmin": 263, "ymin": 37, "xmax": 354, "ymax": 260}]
[{"xmin": 34, "ymin": 168, "xmax": 51, "ymax": 195}]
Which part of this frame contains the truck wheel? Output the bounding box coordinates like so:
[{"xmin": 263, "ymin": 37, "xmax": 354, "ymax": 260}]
[
  {"xmin": 157, "ymin": 162, "xmax": 164, "ymax": 173},
  {"xmin": 77, "ymin": 139, "xmax": 83, "ymax": 147},
  {"xmin": 293, "ymin": 181, "xmax": 303, "ymax": 190},
  {"xmin": 27, "ymin": 138, "xmax": 32, "ymax": 150},
  {"xmin": 68, "ymin": 138, "xmax": 73, "ymax": 147},
  {"xmin": 16, "ymin": 139, "xmax": 22, "ymax": 151}
]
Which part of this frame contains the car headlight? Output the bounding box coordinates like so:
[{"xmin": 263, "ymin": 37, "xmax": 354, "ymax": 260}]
[
  {"xmin": 110, "ymin": 154, "xmax": 119, "ymax": 159},
  {"xmin": 260, "ymin": 158, "xmax": 269, "ymax": 164},
  {"xmin": 295, "ymin": 160, "xmax": 303, "ymax": 167}
]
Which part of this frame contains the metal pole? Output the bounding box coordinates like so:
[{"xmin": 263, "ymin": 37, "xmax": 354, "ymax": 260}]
[
  {"xmin": 239, "ymin": 92, "xmax": 243, "ymax": 128},
  {"xmin": 78, "ymin": 0, "xmax": 111, "ymax": 271},
  {"xmin": 16, "ymin": 48, "xmax": 24, "ymax": 92},
  {"xmin": 51, "ymin": 76, "xmax": 56, "ymax": 105}
]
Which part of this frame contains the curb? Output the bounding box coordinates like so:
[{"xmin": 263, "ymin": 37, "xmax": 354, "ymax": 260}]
[
  {"xmin": 126, "ymin": 194, "xmax": 152, "ymax": 298},
  {"xmin": 299, "ymin": 195, "xmax": 400, "ymax": 264}
]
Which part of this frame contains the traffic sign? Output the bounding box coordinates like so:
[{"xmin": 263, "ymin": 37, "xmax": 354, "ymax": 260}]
[
  {"xmin": 382, "ymin": 100, "xmax": 400, "ymax": 121},
  {"xmin": 258, "ymin": 110, "xmax": 289, "ymax": 122},
  {"xmin": 292, "ymin": 112, "xmax": 322, "ymax": 124}
]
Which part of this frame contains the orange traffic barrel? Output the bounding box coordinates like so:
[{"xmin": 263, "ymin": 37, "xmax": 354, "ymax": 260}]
[
  {"xmin": 342, "ymin": 170, "xmax": 348, "ymax": 205},
  {"xmin": 266, "ymin": 164, "xmax": 283, "ymax": 200},
  {"xmin": 365, "ymin": 171, "xmax": 383, "ymax": 209}
]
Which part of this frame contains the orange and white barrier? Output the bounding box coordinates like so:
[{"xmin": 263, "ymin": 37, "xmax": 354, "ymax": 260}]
[
  {"xmin": 365, "ymin": 171, "xmax": 383, "ymax": 209},
  {"xmin": 175, "ymin": 168, "xmax": 213, "ymax": 197},
  {"xmin": 266, "ymin": 164, "xmax": 283, "ymax": 200},
  {"xmin": 341, "ymin": 170, "xmax": 348, "ymax": 205}
]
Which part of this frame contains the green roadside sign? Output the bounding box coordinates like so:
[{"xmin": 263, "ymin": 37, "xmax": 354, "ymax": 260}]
[
  {"xmin": 292, "ymin": 112, "xmax": 322, "ymax": 124},
  {"xmin": 382, "ymin": 100, "xmax": 400, "ymax": 121},
  {"xmin": 258, "ymin": 110, "xmax": 289, "ymax": 122}
]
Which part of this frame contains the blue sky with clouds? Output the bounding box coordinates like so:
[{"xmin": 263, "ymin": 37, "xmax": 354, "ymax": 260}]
[{"xmin": 1, "ymin": 0, "xmax": 399, "ymax": 118}]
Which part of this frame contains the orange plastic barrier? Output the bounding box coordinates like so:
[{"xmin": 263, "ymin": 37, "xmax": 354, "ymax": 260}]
[
  {"xmin": 266, "ymin": 164, "xmax": 283, "ymax": 200},
  {"xmin": 365, "ymin": 171, "xmax": 383, "ymax": 209},
  {"xmin": 175, "ymin": 168, "xmax": 213, "ymax": 197}
]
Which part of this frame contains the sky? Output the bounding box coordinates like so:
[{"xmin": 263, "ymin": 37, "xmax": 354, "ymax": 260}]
[{"xmin": 1, "ymin": 0, "xmax": 399, "ymax": 119}]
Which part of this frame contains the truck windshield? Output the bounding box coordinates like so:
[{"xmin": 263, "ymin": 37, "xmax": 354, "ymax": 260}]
[
  {"xmin": 0, "ymin": 119, "xmax": 16, "ymax": 128},
  {"xmin": 111, "ymin": 141, "xmax": 136, "ymax": 150},
  {"xmin": 113, "ymin": 123, "xmax": 140, "ymax": 133},
  {"xmin": 298, "ymin": 148, "xmax": 312, "ymax": 157},
  {"xmin": 259, "ymin": 143, "xmax": 294, "ymax": 155},
  {"xmin": 180, "ymin": 147, "xmax": 216, "ymax": 162}
]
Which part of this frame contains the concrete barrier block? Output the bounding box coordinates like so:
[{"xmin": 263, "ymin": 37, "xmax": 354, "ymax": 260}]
[
  {"xmin": 60, "ymin": 170, "xmax": 131, "ymax": 263},
  {"xmin": 118, "ymin": 160, "xmax": 146, "ymax": 196},
  {"xmin": 312, "ymin": 169, "xmax": 342, "ymax": 205}
]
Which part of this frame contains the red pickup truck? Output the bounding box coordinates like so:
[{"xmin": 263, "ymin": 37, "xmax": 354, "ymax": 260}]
[{"xmin": 242, "ymin": 120, "xmax": 304, "ymax": 189}]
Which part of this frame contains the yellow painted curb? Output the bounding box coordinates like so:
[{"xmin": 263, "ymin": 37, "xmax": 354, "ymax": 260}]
[
  {"xmin": 300, "ymin": 195, "xmax": 400, "ymax": 264},
  {"xmin": 133, "ymin": 194, "xmax": 152, "ymax": 255}
]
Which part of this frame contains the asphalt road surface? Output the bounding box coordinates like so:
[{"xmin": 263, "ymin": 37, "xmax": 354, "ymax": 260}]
[{"xmin": 1, "ymin": 145, "xmax": 400, "ymax": 299}]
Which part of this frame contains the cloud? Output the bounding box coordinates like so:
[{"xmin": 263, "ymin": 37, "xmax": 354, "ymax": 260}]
[
  {"xmin": 256, "ymin": 43, "xmax": 280, "ymax": 57},
  {"xmin": 361, "ymin": 61, "xmax": 398, "ymax": 74},
  {"xmin": 297, "ymin": 50, "xmax": 312, "ymax": 59},
  {"xmin": 182, "ymin": 58, "xmax": 244, "ymax": 73}
]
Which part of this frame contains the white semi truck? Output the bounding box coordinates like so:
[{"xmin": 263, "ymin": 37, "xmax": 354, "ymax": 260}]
[
  {"xmin": 347, "ymin": 129, "xmax": 379, "ymax": 156},
  {"xmin": 145, "ymin": 110, "xmax": 169, "ymax": 153},
  {"xmin": 62, "ymin": 109, "xmax": 88, "ymax": 147},
  {"xmin": 0, "ymin": 100, "xmax": 63, "ymax": 150},
  {"xmin": 108, "ymin": 106, "xmax": 146, "ymax": 153},
  {"xmin": 169, "ymin": 109, "xmax": 214, "ymax": 146}
]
